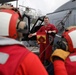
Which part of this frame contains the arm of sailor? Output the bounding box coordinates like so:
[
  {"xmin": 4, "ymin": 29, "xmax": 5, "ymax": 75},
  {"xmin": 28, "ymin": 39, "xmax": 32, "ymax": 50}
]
[
  {"xmin": 50, "ymin": 49, "xmax": 70, "ymax": 62},
  {"xmin": 28, "ymin": 32, "xmax": 37, "ymax": 38},
  {"xmin": 48, "ymin": 30, "xmax": 57, "ymax": 34}
]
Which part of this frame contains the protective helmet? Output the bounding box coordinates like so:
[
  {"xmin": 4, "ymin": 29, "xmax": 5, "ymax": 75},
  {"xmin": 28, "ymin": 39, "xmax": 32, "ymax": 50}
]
[
  {"xmin": 0, "ymin": 9, "xmax": 19, "ymax": 39},
  {"xmin": 62, "ymin": 28, "xmax": 76, "ymax": 52}
]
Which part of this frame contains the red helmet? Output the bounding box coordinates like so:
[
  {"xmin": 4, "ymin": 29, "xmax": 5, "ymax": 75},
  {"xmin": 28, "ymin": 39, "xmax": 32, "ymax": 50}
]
[
  {"xmin": 62, "ymin": 28, "xmax": 76, "ymax": 52},
  {"xmin": 0, "ymin": 9, "xmax": 19, "ymax": 39}
]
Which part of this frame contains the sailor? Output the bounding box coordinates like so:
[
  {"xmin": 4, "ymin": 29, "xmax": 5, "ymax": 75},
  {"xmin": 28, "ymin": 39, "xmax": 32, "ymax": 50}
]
[
  {"xmin": 28, "ymin": 16, "xmax": 58, "ymax": 65},
  {"xmin": 0, "ymin": 5, "xmax": 48, "ymax": 75},
  {"xmin": 51, "ymin": 26, "xmax": 76, "ymax": 75}
]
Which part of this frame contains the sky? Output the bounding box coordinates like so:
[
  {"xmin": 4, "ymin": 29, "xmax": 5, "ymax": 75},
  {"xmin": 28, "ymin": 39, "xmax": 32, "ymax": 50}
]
[{"xmin": 12, "ymin": 0, "xmax": 70, "ymax": 15}]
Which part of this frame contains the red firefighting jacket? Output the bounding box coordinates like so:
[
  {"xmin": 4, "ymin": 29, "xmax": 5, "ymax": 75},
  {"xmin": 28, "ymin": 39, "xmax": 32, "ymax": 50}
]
[
  {"xmin": 0, "ymin": 37, "xmax": 48, "ymax": 75},
  {"xmin": 0, "ymin": 37, "xmax": 30, "ymax": 75}
]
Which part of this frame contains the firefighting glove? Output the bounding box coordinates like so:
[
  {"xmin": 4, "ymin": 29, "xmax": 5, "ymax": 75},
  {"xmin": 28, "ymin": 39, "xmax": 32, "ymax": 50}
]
[
  {"xmin": 50, "ymin": 49, "xmax": 70, "ymax": 62},
  {"xmin": 47, "ymin": 31, "xmax": 56, "ymax": 36}
]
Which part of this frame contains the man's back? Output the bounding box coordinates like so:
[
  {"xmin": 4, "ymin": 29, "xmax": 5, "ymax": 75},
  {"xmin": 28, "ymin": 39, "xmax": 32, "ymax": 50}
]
[{"xmin": 0, "ymin": 37, "xmax": 48, "ymax": 75}]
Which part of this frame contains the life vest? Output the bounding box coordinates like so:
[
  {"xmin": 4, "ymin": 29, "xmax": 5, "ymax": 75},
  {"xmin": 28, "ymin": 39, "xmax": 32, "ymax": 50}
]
[
  {"xmin": 0, "ymin": 37, "xmax": 30, "ymax": 75},
  {"xmin": 65, "ymin": 52, "xmax": 76, "ymax": 75},
  {"xmin": 0, "ymin": 9, "xmax": 19, "ymax": 39}
]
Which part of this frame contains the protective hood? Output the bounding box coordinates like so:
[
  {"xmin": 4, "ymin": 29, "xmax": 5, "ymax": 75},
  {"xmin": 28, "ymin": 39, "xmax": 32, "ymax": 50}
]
[
  {"xmin": 0, "ymin": 9, "xmax": 19, "ymax": 39},
  {"xmin": 62, "ymin": 28, "xmax": 76, "ymax": 52}
]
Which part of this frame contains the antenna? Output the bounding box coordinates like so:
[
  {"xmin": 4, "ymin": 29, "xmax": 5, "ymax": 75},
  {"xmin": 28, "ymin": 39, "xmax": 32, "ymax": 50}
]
[
  {"xmin": 56, "ymin": 10, "xmax": 72, "ymax": 32},
  {"xmin": 16, "ymin": 0, "xmax": 18, "ymax": 8},
  {"xmin": 19, "ymin": 5, "xmax": 36, "ymax": 11}
]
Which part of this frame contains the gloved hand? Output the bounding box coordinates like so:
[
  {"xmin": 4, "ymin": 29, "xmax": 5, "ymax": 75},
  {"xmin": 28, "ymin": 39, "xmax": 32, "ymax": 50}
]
[
  {"xmin": 55, "ymin": 40, "xmax": 68, "ymax": 51},
  {"xmin": 50, "ymin": 49, "xmax": 70, "ymax": 62}
]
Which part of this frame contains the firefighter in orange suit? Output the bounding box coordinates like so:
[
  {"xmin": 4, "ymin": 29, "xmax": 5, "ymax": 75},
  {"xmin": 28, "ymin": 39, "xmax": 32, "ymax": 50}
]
[
  {"xmin": 28, "ymin": 17, "xmax": 58, "ymax": 65},
  {"xmin": 51, "ymin": 26, "xmax": 76, "ymax": 75},
  {"xmin": 0, "ymin": 5, "xmax": 48, "ymax": 75}
]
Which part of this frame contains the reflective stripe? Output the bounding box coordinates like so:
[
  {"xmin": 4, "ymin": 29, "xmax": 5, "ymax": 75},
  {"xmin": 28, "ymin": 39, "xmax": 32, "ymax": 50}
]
[
  {"xmin": 68, "ymin": 30, "xmax": 76, "ymax": 48},
  {"xmin": 69, "ymin": 55, "xmax": 76, "ymax": 62},
  {"xmin": 0, "ymin": 52, "xmax": 9, "ymax": 64},
  {"xmin": 0, "ymin": 12, "xmax": 12, "ymax": 36},
  {"xmin": 0, "ymin": 37, "xmax": 23, "ymax": 46}
]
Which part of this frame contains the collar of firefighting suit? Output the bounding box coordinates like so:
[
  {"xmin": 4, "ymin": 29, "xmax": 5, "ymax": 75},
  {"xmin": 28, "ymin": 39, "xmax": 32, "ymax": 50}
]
[{"xmin": 0, "ymin": 36, "xmax": 24, "ymax": 46}]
